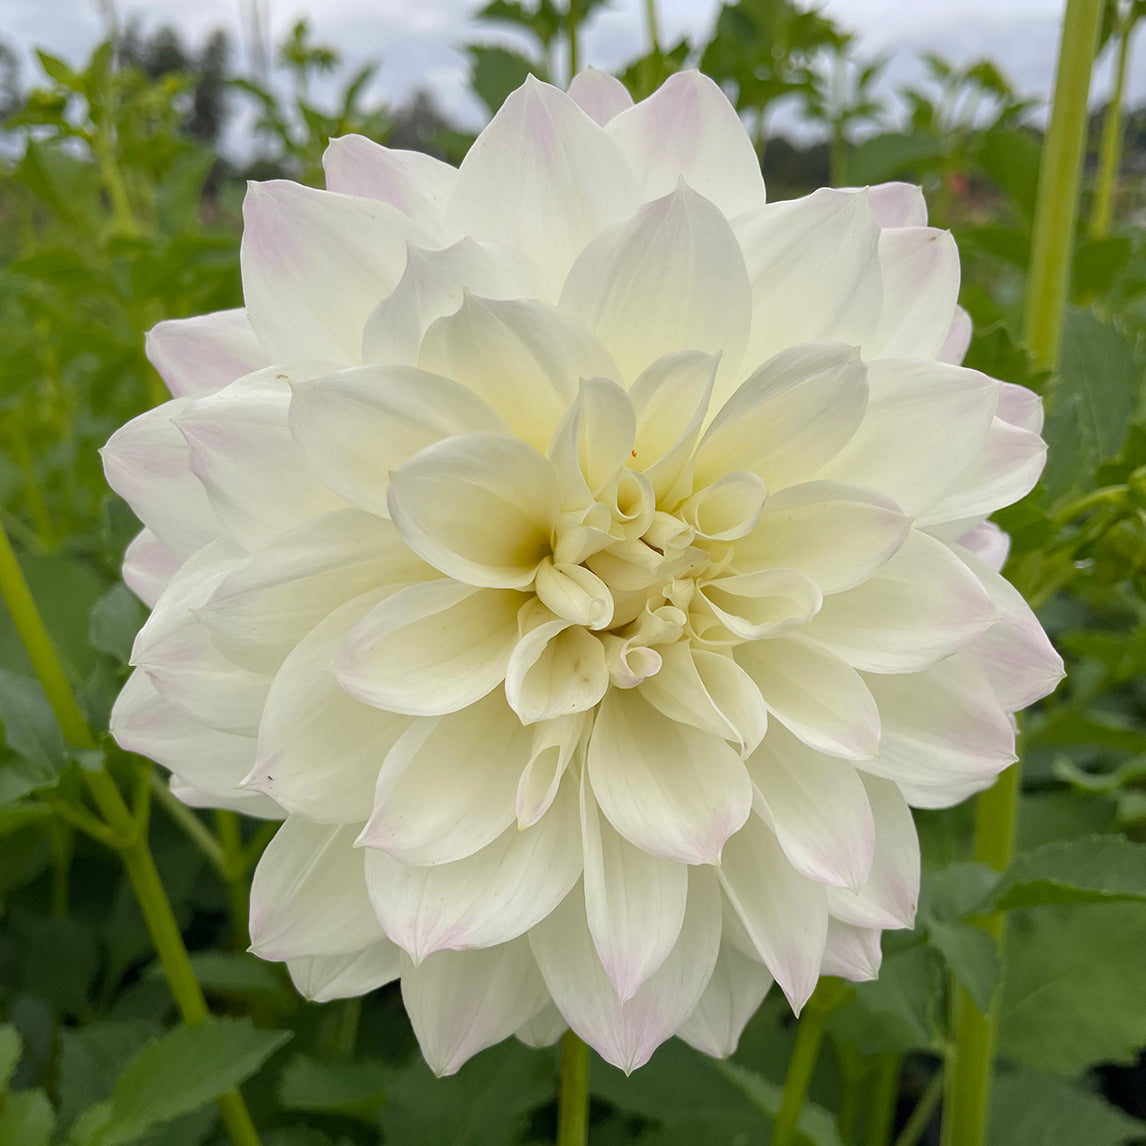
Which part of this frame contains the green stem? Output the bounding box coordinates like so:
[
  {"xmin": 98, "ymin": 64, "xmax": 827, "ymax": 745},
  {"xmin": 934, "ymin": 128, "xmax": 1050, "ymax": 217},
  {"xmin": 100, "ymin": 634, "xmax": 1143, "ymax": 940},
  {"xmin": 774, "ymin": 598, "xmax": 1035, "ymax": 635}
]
[
  {"xmin": 151, "ymin": 772, "xmax": 228, "ymax": 878},
  {"xmin": 567, "ymin": 0, "xmax": 580, "ymax": 84},
  {"xmin": 1022, "ymin": 0, "xmax": 1104, "ymax": 370},
  {"xmin": 556, "ymin": 1030, "xmax": 590, "ymax": 1146},
  {"xmin": 837, "ymin": 1047, "xmax": 866, "ymax": 1144},
  {"xmin": 894, "ymin": 1070, "xmax": 944, "ymax": 1146},
  {"xmin": 865, "ymin": 1053, "xmax": 900, "ymax": 1146},
  {"xmin": 1051, "ymin": 482, "xmax": 1128, "ymax": 524},
  {"xmin": 773, "ymin": 984, "xmax": 842, "ymax": 1146},
  {"xmin": 0, "ymin": 518, "xmax": 262, "ymax": 1146},
  {"xmin": 644, "ymin": 0, "xmax": 662, "ymax": 55},
  {"xmin": 216, "ymin": 809, "xmax": 251, "ymax": 949},
  {"xmin": 831, "ymin": 123, "xmax": 848, "ymax": 187},
  {"xmin": 1090, "ymin": 11, "xmax": 1135, "ymax": 237}
]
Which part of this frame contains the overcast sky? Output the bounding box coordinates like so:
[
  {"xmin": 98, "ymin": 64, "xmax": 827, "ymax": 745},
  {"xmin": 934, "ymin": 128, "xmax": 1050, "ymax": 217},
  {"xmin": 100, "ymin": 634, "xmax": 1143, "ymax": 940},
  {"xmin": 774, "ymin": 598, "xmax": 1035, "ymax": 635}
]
[{"xmin": 2, "ymin": 0, "xmax": 1141, "ymax": 136}]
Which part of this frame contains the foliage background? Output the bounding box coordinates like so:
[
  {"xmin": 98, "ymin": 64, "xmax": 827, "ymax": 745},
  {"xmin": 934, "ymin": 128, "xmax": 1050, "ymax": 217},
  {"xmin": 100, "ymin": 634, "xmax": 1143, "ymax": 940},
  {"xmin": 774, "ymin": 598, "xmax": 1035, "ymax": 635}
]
[{"xmin": 2, "ymin": 2, "xmax": 1146, "ymax": 1143}]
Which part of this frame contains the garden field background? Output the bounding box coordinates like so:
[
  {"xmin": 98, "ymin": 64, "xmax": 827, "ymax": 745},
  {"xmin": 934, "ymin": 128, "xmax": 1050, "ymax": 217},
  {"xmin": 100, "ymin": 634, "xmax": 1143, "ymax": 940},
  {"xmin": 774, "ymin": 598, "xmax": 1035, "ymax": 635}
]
[{"xmin": 3, "ymin": 1, "xmax": 1146, "ymax": 1143}]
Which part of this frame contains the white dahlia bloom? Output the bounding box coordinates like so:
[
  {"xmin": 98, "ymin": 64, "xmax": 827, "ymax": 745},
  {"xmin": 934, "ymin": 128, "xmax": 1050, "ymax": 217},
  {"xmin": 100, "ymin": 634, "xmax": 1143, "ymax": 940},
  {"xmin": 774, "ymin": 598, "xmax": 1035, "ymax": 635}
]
[{"xmin": 105, "ymin": 69, "xmax": 1063, "ymax": 1075}]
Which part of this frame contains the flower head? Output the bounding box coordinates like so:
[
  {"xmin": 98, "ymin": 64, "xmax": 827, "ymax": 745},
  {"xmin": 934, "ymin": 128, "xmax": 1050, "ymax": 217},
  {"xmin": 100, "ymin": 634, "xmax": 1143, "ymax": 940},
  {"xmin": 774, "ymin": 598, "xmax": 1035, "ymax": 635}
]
[{"xmin": 105, "ymin": 68, "xmax": 1063, "ymax": 1075}]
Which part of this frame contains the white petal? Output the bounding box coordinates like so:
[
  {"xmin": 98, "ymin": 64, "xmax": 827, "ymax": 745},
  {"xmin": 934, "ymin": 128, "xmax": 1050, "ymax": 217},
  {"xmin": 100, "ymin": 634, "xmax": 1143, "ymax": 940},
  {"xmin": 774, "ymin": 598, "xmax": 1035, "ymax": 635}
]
[
  {"xmin": 718, "ymin": 814, "xmax": 828, "ymax": 1013},
  {"xmin": 694, "ymin": 343, "xmax": 868, "ymax": 492},
  {"xmin": 580, "ymin": 774, "xmax": 688, "ymax": 1001},
  {"xmin": 517, "ymin": 713, "xmax": 590, "ymax": 828},
  {"xmin": 516, "ymin": 1003, "xmax": 567, "ymax": 1048},
  {"xmin": 334, "ymin": 580, "xmax": 524, "ymax": 717},
  {"xmin": 322, "ymin": 136, "xmax": 457, "ymax": 235},
  {"xmin": 996, "ymin": 381, "xmax": 1044, "ymax": 433},
  {"xmin": 826, "ymin": 774, "xmax": 919, "ymax": 929},
  {"xmin": 360, "ymin": 692, "xmax": 532, "ymax": 864},
  {"xmin": 939, "ymin": 306, "xmax": 973, "ymax": 365},
  {"xmin": 200, "ymin": 510, "xmax": 426, "ymax": 673},
  {"xmin": 534, "ymin": 559, "xmax": 614, "ymax": 629},
  {"xmin": 868, "ymin": 227, "xmax": 960, "ymax": 360},
  {"xmin": 110, "ymin": 669, "xmax": 255, "ymax": 798},
  {"xmin": 606, "ymin": 70, "xmax": 765, "ymax": 217},
  {"xmin": 402, "ymin": 940, "xmax": 550, "ymax": 1077},
  {"xmin": 130, "ymin": 541, "xmax": 271, "ymax": 736},
  {"xmin": 588, "ymin": 687, "xmax": 752, "ymax": 865},
  {"xmin": 567, "ymin": 67, "xmax": 634, "ymax": 125},
  {"xmin": 865, "ymin": 182, "xmax": 927, "ymax": 228},
  {"xmin": 447, "ymin": 76, "xmax": 640, "ymax": 294},
  {"xmin": 860, "ymin": 655, "xmax": 1016, "ymax": 804},
  {"xmin": 800, "ymin": 530, "xmax": 997, "ymax": 673},
  {"xmin": 819, "ymin": 921, "xmax": 882, "ymax": 982},
  {"xmin": 169, "ymin": 777, "xmax": 282, "ymax": 819},
  {"xmin": 420, "ymin": 293, "xmax": 617, "ymax": 447},
  {"xmin": 287, "ymin": 939, "xmax": 402, "ymax": 1002},
  {"xmin": 387, "ymin": 433, "xmax": 559, "ymax": 588},
  {"xmin": 681, "ymin": 471, "xmax": 767, "ymax": 542},
  {"xmin": 736, "ymin": 190, "xmax": 882, "ymax": 369},
  {"xmin": 734, "ymin": 480, "xmax": 910, "ymax": 595},
  {"xmin": 123, "ymin": 529, "xmax": 181, "ymax": 608},
  {"xmin": 365, "ymin": 777, "xmax": 581, "ymax": 960},
  {"xmin": 698, "ymin": 568, "xmax": 823, "ymax": 641},
  {"xmin": 628, "ymin": 351, "xmax": 717, "ymax": 501},
  {"xmin": 145, "ymin": 308, "xmax": 267, "ymax": 398},
  {"xmin": 677, "ymin": 941, "xmax": 774, "ymax": 1059},
  {"xmin": 505, "ymin": 618, "xmax": 609, "ymax": 724},
  {"xmin": 241, "ymin": 180, "xmax": 429, "ymax": 364},
  {"xmin": 950, "ymin": 544, "xmax": 1064, "ymax": 711},
  {"xmin": 560, "ymin": 182, "xmax": 752, "ymax": 384},
  {"xmin": 640, "ymin": 643, "xmax": 767, "ymax": 757},
  {"xmin": 245, "ymin": 589, "xmax": 413, "ymax": 823},
  {"xmin": 747, "ymin": 724, "xmax": 875, "ymax": 890},
  {"xmin": 101, "ymin": 399, "xmax": 223, "ymax": 560},
  {"xmin": 547, "ymin": 376, "xmax": 636, "ymax": 503},
  {"xmin": 955, "ymin": 521, "xmax": 1011, "ymax": 573},
  {"xmin": 177, "ymin": 372, "xmax": 345, "ymax": 545},
  {"xmin": 530, "ymin": 870, "xmax": 722, "ymax": 1074},
  {"xmin": 736, "ymin": 635, "xmax": 880, "ymax": 761},
  {"xmin": 289, "ymin": 364, "xmax": 510, "ymax": 516},
  {"xmin": 362, "ymin": 237, "xmax": 545, "ymax": 366},
  {"xmin": 918, "ymin": 417, "xmax": 1047, "ymax": 527},
  {"xmin": 816, "ymin": 358, "xmax": 1000, "ymax": 516},
  {"xmin": 249, "ymin": 819, "xmax": 379, "ymax": 959}
]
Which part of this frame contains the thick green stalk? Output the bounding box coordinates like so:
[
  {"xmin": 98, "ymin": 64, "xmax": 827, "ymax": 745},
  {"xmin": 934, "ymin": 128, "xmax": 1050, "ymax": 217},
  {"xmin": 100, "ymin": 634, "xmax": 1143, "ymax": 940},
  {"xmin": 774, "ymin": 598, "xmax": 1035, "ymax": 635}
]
[
  {"xmin": 216, "ymin": 809, "xmax": 251, "ymax": 948},
  {"xmin": 644, "ymin": 0, "xmax": 662, "ymax": 55},
  {"xmin": 1090, "ymin": 12, "xmax": 1135, "ymax": 237},
  {"xmin": 944, "ymin": 7, "xmax": 1101, "ymax": 1143},
  {"xmin": 0, "ymin": 520, "xmax": 262, "ymax": 1146},
  {"xmin": 567, "ymin": 0, "xmax": 580, "ymax": 84},
  {"xmin": 773, "ymin": 985, "xmax": 842, "ymax": 1146},
  {"xmin": 557, "ymin": 1030, "xmax": 590, "ymax": 1146},
  {"xmin": 1022, "ymin": 0, "xmax": 1104, "ymax": 369},
  {"xmin": 866, "ymin": 1053, "xmax": 900, "ymax": 1146}
]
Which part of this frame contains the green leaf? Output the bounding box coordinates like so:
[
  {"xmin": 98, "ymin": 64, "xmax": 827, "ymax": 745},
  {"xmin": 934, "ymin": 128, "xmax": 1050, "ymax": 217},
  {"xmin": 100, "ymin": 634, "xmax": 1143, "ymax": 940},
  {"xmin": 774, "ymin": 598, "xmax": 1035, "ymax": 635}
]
[
  {"xmin": 999, "ymin": 901, "xmax": 1146, "ymax": 1074},
  {"xmin": 1041, "ymin": 309, "xmax": 1144, "ymax": 501},
  {"xmin": 714, "ymin": 1060, "xmax": 844, "ymax": 1146},
  {"xmin": 89, "ymin": 1017, "xmax": 290, "ymax": 1146},
  {"xmin": 278, "ymin": 1054, "xmax": 389, "ymax": 1122},
  {"xmin": 143, "ymin": 952, "xmax": 287, "ymax": 1000},
  {"xmin": 827, "ymin": 946, "xmax": 944, "ymax": 1054},
  {"xmin": 989, "ymin": 1069, "xmax": 1146, "ymax": 1145},
  {"xmin": 36, "ymin": 49, "xmax": 81, "ymax": 89},
  {"xmin": 467, "ymin": 46, "xmax": 543, "ymax": 116},
  {"xmin": 0, "ymin": 1088, "xmax": 54, "ymax": 1146},
  {"xmin": 380, "ymin": 1040, "xmax": 553, "ymax": 1146},
  {"xmin": 846, "ymin": 131, "xmax": 949, "ymax": 185},
  {"xmin": 89, "ymin": 583, "xmax": 146, "ymax": 662},
  {"xmin": 985, "ymin": 835, "xmax": 1146, "ymax": 910},
  {"xmin": 57, "ymin": 1021, "xmax": 159, "ymax": 1131},
  {"xmin": 0, "ymin": 670, "xmax": 66, "ymax": 774},
  {"xmin": 926, "ymin": 921, "xmax": 1000, "ymax": 1014},
  {"xmin": 0, "ymin": 1023, "xmax": 22, "ymax": 1093}
]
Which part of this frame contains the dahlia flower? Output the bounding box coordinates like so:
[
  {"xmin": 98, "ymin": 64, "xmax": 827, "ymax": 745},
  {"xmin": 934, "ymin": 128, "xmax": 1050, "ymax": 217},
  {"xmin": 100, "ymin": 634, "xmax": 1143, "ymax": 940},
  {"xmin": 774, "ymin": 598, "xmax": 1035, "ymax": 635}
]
[{"xmin": 105, "ymin": 68, "xmax": 1063, "ymax": 1075}]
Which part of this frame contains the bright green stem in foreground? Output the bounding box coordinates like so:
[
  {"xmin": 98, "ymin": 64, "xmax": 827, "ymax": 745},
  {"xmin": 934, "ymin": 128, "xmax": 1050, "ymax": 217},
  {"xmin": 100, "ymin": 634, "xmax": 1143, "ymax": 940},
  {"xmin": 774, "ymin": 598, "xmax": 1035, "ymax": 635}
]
[
  {"xmin": 941, "ymin": 760, "xmax": 1021, "ymax": 1146},
  {"xmin": 557, "ymin": 1030, "xmax": 590, "ymax": 1146},
  {"xmin": 1022, "ymin": 0, "xmax": 1104, "ymax": 370},
  {"xmin": 567, "ymin": 0, "xmax": 580, "ymax": 84},
  {"xmin": 644, "ymin": 0, "xmax": 662, "ymax": 54},
  {"xmin": 1091, "ymin": 11, "xmax": 1135, "ymax": 237},
  {"xmin": 773, "ymin": 982, "xmax": 846, "ymax": 1146},
  {"xmin": 866, "ymin": 1053, "xmax": 900, "ymax": 1146},
  {"xmin": 943, "ymin": 6, "xmax": 1102, "ymax": 1143},
  {"xmin": 0, "ymin": 519, "xmax": 262, "ymax": 1146}
]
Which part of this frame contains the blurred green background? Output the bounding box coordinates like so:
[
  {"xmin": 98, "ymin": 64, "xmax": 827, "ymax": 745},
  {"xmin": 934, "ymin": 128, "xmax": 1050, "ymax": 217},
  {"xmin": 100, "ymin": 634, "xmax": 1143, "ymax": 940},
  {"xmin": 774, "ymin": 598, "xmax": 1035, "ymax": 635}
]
[{"xmin": 3, "ymin": 1, "xmax": 1146, "ymax": 1144}]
